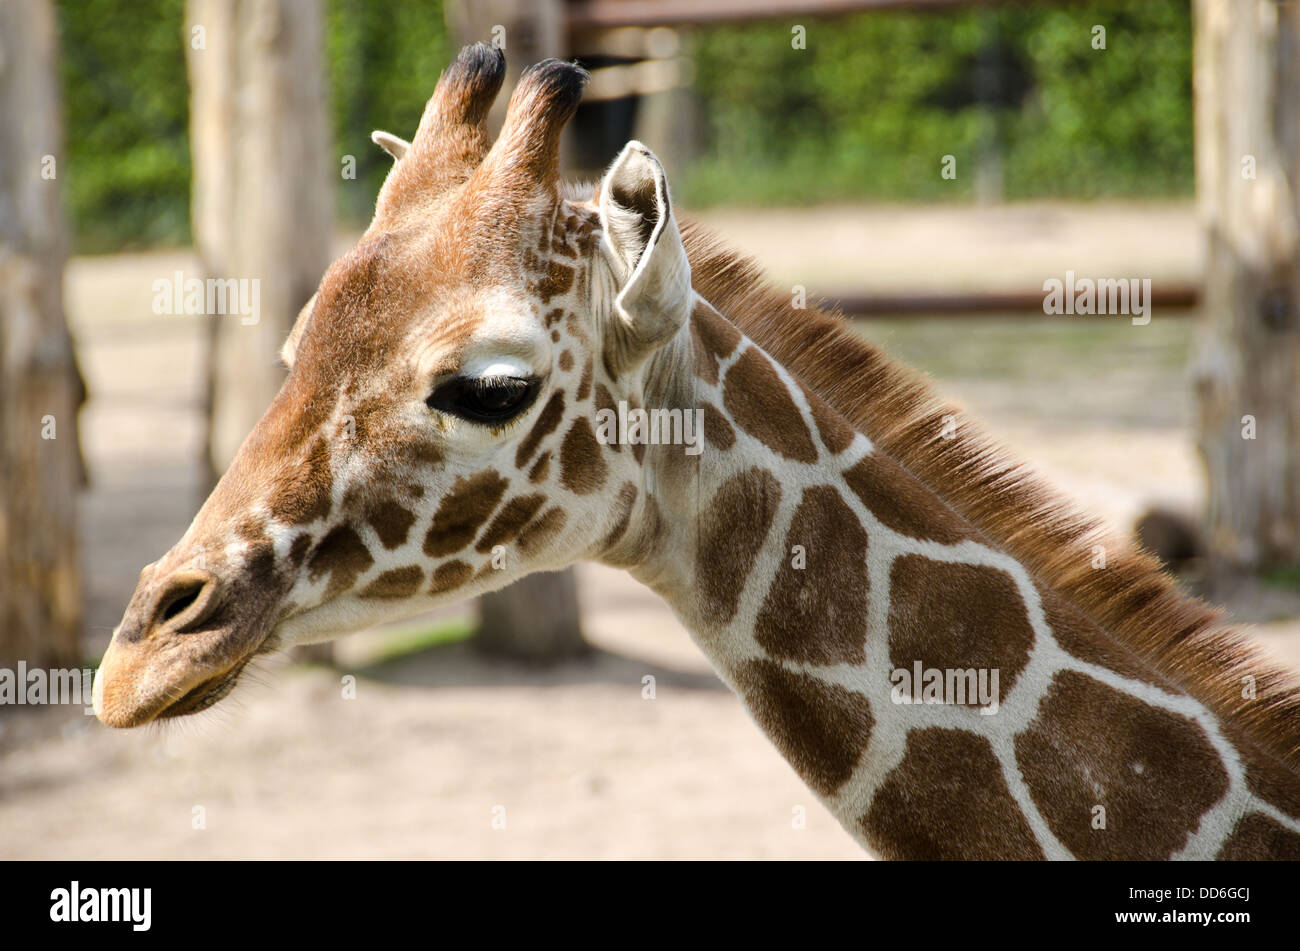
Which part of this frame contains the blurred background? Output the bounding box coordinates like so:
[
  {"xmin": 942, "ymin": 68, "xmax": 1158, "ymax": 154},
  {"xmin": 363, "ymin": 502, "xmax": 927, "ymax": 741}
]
[{"xmin": 2, "ymin": 0, "xmax": 1298, "ymax": 858}]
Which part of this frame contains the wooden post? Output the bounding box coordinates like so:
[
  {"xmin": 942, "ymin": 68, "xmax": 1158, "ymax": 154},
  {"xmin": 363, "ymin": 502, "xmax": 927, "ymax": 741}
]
[
  {"xmin": 188, "ymin": 0, "xmax": 334, "ymax": 481},
  {"xmin": 476, "ymin": 570, "xmax": 589, "ymax": 662},
  {"xmin": 1193, "ymin": 0, "xmax": 1300, "ymax": 579},
  {"xmin": 187, "ymin": 0, "xmax": 335, "ymax": 662},
  {"xmin": 0, "ymin": 0, "xmax": 84, "ymax": 670}
]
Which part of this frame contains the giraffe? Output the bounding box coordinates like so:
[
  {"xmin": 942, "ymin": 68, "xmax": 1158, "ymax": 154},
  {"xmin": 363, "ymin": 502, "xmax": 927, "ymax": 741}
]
[{"xmin": 93, "ymin": 44, "xmax": 1300, "ymax": 859}]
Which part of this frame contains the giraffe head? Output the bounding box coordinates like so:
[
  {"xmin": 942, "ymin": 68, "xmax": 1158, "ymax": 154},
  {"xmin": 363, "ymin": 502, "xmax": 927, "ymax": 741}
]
[{"xmin": 94, "ymin": 44, "xmax": 693, "ymax": 727}]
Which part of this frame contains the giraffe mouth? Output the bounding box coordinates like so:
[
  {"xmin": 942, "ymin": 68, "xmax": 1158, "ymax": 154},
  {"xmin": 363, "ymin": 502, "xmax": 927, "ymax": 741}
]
[
  {"xmin": 95, "ymin": 629, "xmax": 280, "ymax": 728},
  {"xmin": 154, "ymin": 658, "xmax": 252, "ymax": 720}
]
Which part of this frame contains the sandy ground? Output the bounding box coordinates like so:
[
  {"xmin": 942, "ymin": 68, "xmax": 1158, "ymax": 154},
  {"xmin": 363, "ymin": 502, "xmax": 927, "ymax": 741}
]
[{"xmin": 3, "ymin": 202, "xmax": 1298, "ymax": 860}]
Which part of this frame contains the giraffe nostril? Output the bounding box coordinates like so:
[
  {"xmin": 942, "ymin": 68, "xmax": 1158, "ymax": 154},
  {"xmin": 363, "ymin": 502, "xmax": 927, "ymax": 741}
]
[
  {"xmin": 151, "ymin": 573, "xmax": 219, "ymax": 633},
  {"xmin": 160, "ymin": 586, "xmax": 200, "ymax": 623}
]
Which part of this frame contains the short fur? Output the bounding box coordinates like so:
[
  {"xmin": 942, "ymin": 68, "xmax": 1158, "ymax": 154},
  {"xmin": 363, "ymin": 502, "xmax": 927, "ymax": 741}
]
[{"xmin": 679, "ymin": 219, "xmax": 1300, "ymax": 773}]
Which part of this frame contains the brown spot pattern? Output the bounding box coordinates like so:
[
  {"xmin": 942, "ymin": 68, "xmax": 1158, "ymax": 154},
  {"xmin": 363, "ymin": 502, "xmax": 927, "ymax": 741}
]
[
  {"xmin": 1041, "ymin": 587, "xmax": 1172, "ymax": 690},
  {"xmin": 626, "ymin": 394, "xmax": 645, "ymax": 464},
  {"xmin": 723, "ymin": 348, "xmax": 817, "ymax": 463},
  {"xmin": 735, "ymin": 659, "xmax": 873, "ymax": 797},
  {"xmin": 235, "ymin": 515, "xmax": 267, "ymax": 545},
  {"xmin": 429, "ymin": 560, "xmax": 473, "ymax": 595},
  {"xmin": 409, "ymin": 437, "xmax": 443, "ymax": 469},
  {"xmin": 565, "ymin": 311, "xmax": 589, "ymax": 345},
  {"xmin": 515, "ymin": 391, "xmax": 564, "ymax": 469},
  {"xmin": 887, "ymin": 556, "xmax": 1034, "ymax": 701},
  {"xmin": 593, "ymin": 384, "xmax": 620, "ymax": 452},
  {"xmin": 476, "ymin": 494, "xmax": 547, "ymax": 553},
  {"xmin": 863, "ymin": 728, "xmax": 1045, "ymax": 859},
  {"xmin": 1216, "ymin": 813, "xmax": 1300, "ymax": 860},
  {"xmin": 696, "ymin": 468, "xmax": 781, "ymax": 624},
  {"xmin": 528, "ymin": 451, "xmax": 551, "ymax": 483},
  {"xmin": 551, "ymin": 217, "xmax": 578, "ymax": 257},
  {"xmin": 691, "ymin": 301, "xmax": 741, "ymax": 385},
  {"xmin": 268, "ymin": 435, "xmax": 333, "ymax": 525},
  {"xmin": 288, "ymin": 532, "xmax": 312, "ymax": 567},
  {"xmin": 602, "ymin": 494, "xmax": 665, "ymax": 568},
  {"xmin": 535, "ymin": 261, "xmax": 574, "ymax": 303},
  {"xmin": 1218, "ymin": 721, "xmax": 1300, "ymax": 820},
  {"xmin": 799, "ymin": 381, "xmax": 856, "ymax": 454},
  {"xmin": 307, "ymin": 525, "xmax": 375, "ymax": 599},
  {"xmin": 842, "ymin": 452, "xmax": 974, "ymax": 545},
  {"xmin": 517, "ymin": 506, "xmax": 567, "ymax": 556},
  {"xmin": 756, "ymin": 486, "xmax": 869, "ymax": 665},
  {"xmin": 359, "ymin": 565, "xmax": 424, "ymax": 599},
  {"xmin": 702, "ymin": 403, "xmax": 735, "ymax": 450},
  {"xmin": 1244, "ymin": 756, "xmax": 1300, "ymax": 820},
  {"xmin": 559, "ymin": 418, "xmax": 608, "ymax": 494},
  {"xmin": 691, "ymin": 322, "xmax": 720, "ymax": 385},
  {"xmin": 244, "ymin": 542, "xmax": 276, "ymax": 587},
  {"xmin": 558, "ymin": 350, "xmax": 573, "ymax": 372},
  {"xmin": 599, "ymin": 482, "xmax": 638, "ymax": 552},
  {"xmin": 424, "ymin": 470, "xmax": 507, "ymax": 557},
  {"xmin": 1014, "ymin": 670, "xmax": 1229, "ymax": 859},
  {"xmin": 367, "ymin": 498, "xmax": 416, "ymax": 550},
  {"xmin": 576, "ymin": 356, "xmax": 593, "ymax": 401}
]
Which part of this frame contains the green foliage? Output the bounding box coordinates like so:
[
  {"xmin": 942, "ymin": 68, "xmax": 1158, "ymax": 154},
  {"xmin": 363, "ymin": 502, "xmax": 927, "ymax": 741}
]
[
  {"xmin": 55, "ymin": 0, "xmax": 449, "ymax": 250},
  {"xmin": 57, "ymin": 0, "xmax": 192, "ymax": 252},
  {"xmin": 55, "ymin": 0, "xmax": 1191, "ymax": 247},
  {"xmin": 685, "ymin": 2, "xmax": 1193, "ymax": 206},
  {"xmin": 1261, "ymin": 565, "xmax": 1300, "ymax": 594},
  {"xmin": 362, "ymin": 616, "xmax": 475, "ymax": 667},
  {"xmin": 328, "ymin": 0, "xmax": 450, "ymax": 225}
]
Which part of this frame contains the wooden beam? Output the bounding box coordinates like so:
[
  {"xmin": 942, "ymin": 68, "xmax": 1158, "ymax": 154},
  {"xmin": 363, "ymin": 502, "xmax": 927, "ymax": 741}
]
[
  {"xmin": 1193, "ymin": 0, "xmax": 1300, "ymax": 573},
  {"xmin": 568, "ymin": 0, "xmax": 1013, "ymax": 31},
  {"xmin": 831, "ymin": 284, "xmax": 1200, "ymax": 316}
]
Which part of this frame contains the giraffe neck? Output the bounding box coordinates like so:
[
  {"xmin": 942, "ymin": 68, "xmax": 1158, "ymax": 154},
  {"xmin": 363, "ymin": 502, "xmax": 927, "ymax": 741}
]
[{"xmin": 601, "ymin": 295, "xmax": 1300, "ymax": 860}]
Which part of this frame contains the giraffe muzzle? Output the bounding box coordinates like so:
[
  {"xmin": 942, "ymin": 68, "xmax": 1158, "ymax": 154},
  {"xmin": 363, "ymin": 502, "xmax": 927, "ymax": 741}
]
[{"xmin": 94, "ymin": 562, "xmax": 277, "ymax": 728}]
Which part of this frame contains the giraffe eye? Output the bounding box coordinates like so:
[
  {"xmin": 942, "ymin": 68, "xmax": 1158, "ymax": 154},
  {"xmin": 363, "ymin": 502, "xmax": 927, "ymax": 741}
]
[{"xmin": 427, "ymin": 375, "xmax": 540, "ymax": 425}]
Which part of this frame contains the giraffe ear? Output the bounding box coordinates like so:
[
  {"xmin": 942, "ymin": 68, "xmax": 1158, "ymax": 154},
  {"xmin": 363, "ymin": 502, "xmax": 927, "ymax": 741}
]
[
  {"xmin": 598, "ymin": 141, "xmax": 691, "ymax": 372},
  {"xmin": 280, "ymin": 292, "xmax": 317, "ymax": 370},
  {"xmin": 371, "ymin": 130, "xmax": 410, "ymax": 161}
]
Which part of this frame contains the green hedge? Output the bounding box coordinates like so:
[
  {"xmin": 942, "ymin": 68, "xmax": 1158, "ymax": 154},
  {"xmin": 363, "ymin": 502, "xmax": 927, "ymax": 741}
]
[
  {"xmin": 56, "ymin": 0, "xmax": 448, "ymax": 251},
  {"xmin": 57, "ymin": 0, "xmax": 192, "ymax": 252},
  {"xmin": 327, "ymin": 0, "xmax": 450, "ymax": 224},
  {"xmin": 686, "ymin": 2, "xmax": 1193, "ymax": 205},
  {"xmin": 55, "ymin": 0, "xmax": 1191, "ymax": 249}
]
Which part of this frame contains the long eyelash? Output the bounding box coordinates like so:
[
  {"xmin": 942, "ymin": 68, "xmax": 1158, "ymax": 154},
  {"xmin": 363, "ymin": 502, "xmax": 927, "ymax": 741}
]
[
  {"xmin": 469, "ymin": 377, "xmax": 527, "ymax": 395},
  {"xmin": 426, "ymin": 374, "xmax": 540, "ymax": 425},
  {"xmin": 483, "ymin": 410, "xmax": 531, "ymax": 436}
]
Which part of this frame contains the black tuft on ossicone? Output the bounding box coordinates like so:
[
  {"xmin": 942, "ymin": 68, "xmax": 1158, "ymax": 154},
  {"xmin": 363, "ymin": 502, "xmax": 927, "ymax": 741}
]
[
  {"xmin": 442, "ymin": 42, "xmax": 508, "ymax": 123},
  {"xmin": 517, "ymin": 57, "xmax": 590, "ymax": 122}
]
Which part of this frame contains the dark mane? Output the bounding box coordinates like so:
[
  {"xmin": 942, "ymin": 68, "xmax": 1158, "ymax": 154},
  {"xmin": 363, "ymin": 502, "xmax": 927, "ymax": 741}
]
[{"xmin": 680, "ymin": 217, "xmax": 1300, "ymax": 771}]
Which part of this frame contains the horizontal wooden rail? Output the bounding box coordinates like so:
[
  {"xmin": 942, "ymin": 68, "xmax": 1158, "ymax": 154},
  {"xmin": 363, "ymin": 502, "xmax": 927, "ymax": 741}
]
[
  {"xmin": 828, "ymin": 283, "xmax": 1201, "ymax": 316},
  {"xmin": 568, "ymin": 0, "xmax": 1022, "ymax": 30}
]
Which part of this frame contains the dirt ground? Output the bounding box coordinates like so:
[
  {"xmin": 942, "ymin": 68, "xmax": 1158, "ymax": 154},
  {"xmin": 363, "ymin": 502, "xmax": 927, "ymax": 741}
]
[{"xmin": 3, "ymin": 202, "xmax": 1298, "ymax": 860}]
